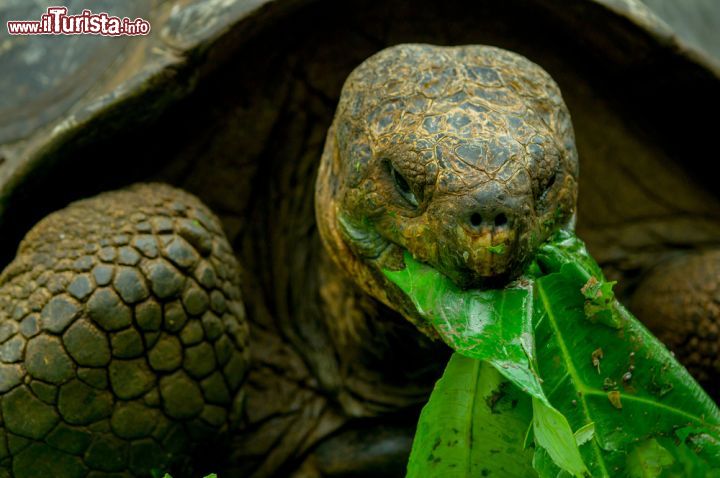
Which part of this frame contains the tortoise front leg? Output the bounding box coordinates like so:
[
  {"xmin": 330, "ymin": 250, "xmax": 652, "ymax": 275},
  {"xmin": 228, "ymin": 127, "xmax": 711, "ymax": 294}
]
[{"xmin": 0, "ymin": 184, "xmax": 249, "ymax": 477}]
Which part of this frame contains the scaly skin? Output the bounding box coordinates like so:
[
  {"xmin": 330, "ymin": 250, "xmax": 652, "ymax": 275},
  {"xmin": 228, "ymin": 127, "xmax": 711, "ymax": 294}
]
[
  {"xmin": 0, "ymin": 184, "xmax": 248, "ymax": 477},
  {"xmin": 316, "ymin": 44, "xmax": 579, "ymax": 332}
]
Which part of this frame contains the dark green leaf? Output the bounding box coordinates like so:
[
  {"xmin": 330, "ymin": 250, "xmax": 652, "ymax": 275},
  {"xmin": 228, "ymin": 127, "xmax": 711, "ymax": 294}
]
[
  {"xmin": 387, "ymin": 230, "xmax": 720, "ymax": 477},
  {"xmin": 533, "ymin": 231, "xmax": 720, "ymax": 476}
]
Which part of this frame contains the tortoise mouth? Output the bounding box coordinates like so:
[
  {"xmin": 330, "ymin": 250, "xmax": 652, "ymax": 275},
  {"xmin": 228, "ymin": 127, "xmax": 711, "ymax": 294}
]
[
  {"xmin": 366, "ymin": 235, "xmax": 526, "ymax": 291},
  {"xmin": 439, "ymin": 232, "xmax": 525, "ymax": 289},
  {"xmin": 335, "ymin": 214, "xmax": 527, "ymax": 287},
  {"xmin": 442, "ymin": 265, "xmax": 517, "ymax": 290}
]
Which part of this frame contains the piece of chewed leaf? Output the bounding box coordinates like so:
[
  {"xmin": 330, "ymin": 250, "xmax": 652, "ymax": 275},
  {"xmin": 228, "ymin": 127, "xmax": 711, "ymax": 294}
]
[
  {"xmin": 580, "ymin": 275, "xmax": 621, "ymax": 328},
  {"xmin": 487, "ymin": 244, "xmax": 505, "ymax": 255},
  {"xmin": 385, "ymin": 252, "xmax": 587, "ymax": 477}
]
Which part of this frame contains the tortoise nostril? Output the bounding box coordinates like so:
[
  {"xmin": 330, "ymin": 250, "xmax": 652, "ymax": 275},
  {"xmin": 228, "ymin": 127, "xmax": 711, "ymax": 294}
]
[{"xmin": 468, "ymin": 211, "xmax": 510, "ymax": 230}]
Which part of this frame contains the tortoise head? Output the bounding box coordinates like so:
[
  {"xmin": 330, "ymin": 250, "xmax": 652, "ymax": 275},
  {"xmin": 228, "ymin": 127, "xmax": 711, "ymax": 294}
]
[{"xmin": 316, "ymin": 44, "xmax": 578, "ymax": 329}]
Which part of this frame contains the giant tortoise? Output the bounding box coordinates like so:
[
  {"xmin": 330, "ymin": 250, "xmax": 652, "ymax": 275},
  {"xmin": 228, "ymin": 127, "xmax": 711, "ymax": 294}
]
[{"xmin": 1, "ymin": 1, "xmax": 719, "ymax": 476}]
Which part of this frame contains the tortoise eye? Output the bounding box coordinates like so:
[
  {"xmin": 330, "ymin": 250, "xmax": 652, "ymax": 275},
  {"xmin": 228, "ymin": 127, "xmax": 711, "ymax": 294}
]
[
  {"xmin": 537, "ymin": 171, "xmax": 557, "ymax": 203},
  {"xmin": 389, "ymin": 164, "xmax": 419, "ymax": 207}
]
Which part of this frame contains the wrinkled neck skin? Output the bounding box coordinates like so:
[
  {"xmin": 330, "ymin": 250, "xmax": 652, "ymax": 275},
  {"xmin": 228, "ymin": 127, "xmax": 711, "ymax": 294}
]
[{"xmin": 315, "ymin": 45, "xmax": 579, "ymax": 336}]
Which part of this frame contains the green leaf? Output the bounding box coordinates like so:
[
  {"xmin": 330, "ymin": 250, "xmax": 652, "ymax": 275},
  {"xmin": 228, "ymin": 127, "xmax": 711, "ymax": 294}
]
[
  {"xmin": 385, "ymin": 253, "xmax": 587, "ymax": 476},
  {"xmin": 388, "ymin": 230, "xmax": 720, "ymax": 477},
  {"xmin": 533, "ymin": 231, "xmax": 720, "ymax": 476},
  {"xmin": 406, "ymin": 354, "xmax": 535, "ymax": 477}
]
